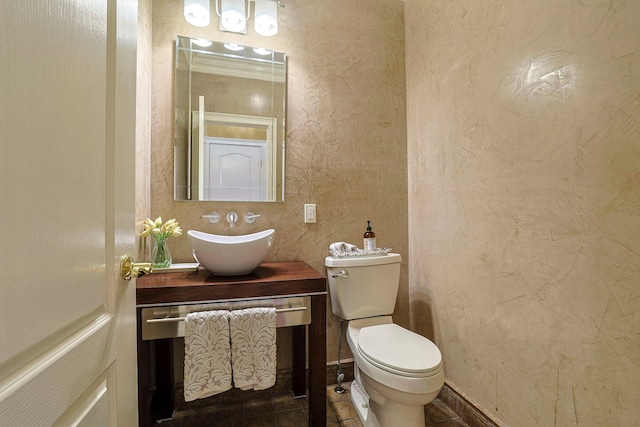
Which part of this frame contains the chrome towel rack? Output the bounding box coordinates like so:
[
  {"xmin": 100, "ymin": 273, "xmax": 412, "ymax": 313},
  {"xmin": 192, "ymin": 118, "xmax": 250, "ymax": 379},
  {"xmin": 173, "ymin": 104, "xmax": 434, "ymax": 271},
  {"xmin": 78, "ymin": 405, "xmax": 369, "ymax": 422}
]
[
  {"xmin": 146, "ymin": 306, "xmax": 307, "ymax": 324},
  {"xmin": 140, "ymin": 296, "xmax": 312, "ymax": 340}
]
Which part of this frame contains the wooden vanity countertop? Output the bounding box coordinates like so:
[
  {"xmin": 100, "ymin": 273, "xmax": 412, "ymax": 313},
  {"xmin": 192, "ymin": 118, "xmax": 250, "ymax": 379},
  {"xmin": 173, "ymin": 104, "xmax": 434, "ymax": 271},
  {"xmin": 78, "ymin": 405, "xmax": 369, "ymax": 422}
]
[{"xmin": 136, "ymin": 261, "xmax": 327, "ymax": 306}]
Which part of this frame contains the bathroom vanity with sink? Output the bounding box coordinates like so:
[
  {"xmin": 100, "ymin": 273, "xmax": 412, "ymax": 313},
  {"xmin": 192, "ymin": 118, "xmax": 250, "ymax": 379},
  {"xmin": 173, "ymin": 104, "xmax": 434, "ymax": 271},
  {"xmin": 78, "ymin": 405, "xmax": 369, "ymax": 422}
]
[{"xmin": 136, "ymin": 261, "xmax": 327, "ymax": 427}]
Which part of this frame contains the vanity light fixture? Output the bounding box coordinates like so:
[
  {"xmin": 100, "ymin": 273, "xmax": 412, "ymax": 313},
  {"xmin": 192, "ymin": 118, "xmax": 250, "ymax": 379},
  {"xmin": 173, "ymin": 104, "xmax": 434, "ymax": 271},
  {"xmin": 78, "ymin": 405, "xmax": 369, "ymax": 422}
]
[
  {"xmin": 254, "ymin": 0, "xmax": 278, "ymax": 37},
  {"xmin": 184, "ymin": 0, "xmax": 283, "ymax": 36},
  {"xmin": 184, "ymin": 0, "xmax": 211, "ymax": 27},
  {"xmin": 218, "ymin": 0, "xmax": 249, "ymax": 33}
]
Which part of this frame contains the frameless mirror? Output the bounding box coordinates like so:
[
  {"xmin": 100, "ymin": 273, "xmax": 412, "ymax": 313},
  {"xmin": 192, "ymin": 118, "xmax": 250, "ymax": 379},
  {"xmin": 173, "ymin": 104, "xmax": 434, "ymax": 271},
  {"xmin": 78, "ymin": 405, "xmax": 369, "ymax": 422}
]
[{"xmin": 174, "ymin": 36, "xmax": 286, "ymax": 202}]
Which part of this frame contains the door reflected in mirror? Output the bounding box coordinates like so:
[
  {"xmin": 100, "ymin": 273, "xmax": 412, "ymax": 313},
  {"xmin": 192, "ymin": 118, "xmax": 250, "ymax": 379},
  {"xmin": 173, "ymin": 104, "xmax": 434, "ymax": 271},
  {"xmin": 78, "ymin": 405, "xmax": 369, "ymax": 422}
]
[{"xmin": 174, "ymin": 36, "xmax": 286, "ymax": 202}]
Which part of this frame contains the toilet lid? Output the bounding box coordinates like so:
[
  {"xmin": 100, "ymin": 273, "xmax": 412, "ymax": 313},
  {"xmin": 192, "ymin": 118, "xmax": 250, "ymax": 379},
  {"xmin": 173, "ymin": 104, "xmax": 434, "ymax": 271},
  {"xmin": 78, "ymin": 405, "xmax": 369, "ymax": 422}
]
[{"xmin": 357, "ymin": 324, "xmax": 442, "ymax": 376}]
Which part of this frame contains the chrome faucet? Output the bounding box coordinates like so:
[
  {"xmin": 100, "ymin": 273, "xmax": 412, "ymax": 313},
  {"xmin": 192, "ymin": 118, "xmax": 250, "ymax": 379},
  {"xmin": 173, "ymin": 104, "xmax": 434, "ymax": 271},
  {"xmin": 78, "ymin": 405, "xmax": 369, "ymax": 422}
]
[
  {"xmin": 226, "ymin": 211, "xmax": 239, "ymax": 228},
  {"xmin": 245, "ymin": 211, "xmax": 261, "ymax": 224}
]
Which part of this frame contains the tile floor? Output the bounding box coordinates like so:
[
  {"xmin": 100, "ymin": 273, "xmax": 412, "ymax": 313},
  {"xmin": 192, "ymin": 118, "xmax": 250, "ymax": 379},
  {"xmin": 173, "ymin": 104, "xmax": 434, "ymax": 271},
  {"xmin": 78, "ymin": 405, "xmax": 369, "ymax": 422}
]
[{"xmin": 155, "ymin": 382, "xmax": 470, "ymax": 427}]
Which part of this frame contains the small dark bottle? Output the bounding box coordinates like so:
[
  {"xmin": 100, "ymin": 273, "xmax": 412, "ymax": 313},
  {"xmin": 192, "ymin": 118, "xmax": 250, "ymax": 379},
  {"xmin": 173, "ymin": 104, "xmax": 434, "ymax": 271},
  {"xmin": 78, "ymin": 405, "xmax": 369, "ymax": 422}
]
[{"xmin": 363, "ymin": 220, "xmax": 376, "ymax": 251}]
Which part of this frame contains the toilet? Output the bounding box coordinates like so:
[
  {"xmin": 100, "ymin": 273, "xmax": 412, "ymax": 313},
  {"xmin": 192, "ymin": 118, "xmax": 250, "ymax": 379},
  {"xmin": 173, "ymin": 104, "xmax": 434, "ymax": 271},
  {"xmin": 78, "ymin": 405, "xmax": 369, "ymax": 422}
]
[{"xmin": 325, "ymin": 253, "xmax": 444, "ymax": 427}]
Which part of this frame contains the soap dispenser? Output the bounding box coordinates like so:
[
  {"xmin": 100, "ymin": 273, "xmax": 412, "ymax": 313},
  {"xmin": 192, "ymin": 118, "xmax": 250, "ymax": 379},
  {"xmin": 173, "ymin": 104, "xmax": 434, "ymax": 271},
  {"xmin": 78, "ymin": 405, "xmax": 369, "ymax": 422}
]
[{"xmin": 363, "ymin": 220, "xmax": 376, "ymax": 251}]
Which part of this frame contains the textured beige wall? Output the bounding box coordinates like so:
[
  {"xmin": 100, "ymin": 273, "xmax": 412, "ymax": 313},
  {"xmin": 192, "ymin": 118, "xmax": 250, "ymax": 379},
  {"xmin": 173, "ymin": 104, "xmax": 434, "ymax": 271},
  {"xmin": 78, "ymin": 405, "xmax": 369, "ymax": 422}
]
[
  {"xmin": 136, "ymin": 0, "xmax": 153, "ymax": 261},
  {"xmin": 405, "ymin": 1, "xmax": 640, "ymax": 426},
  {"xmin": 148, "ymin": 0, "xmax": 407, "ymax": 364}
]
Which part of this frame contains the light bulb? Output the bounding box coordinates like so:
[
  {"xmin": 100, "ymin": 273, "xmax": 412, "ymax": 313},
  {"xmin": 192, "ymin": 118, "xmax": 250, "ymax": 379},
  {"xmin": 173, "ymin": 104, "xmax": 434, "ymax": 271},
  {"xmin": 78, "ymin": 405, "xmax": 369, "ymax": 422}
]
[
  {"xmin": 184, "ymin": 0, "xmax": 211, "ymax": 27},
  {"xmin": 192, "ymin": 38, "xmax": 213, "ymax": 47},
  {"xmin": 220, "ymin": 0, "xmax": 247, "ymax": 33},
  {"xmin": 253, "ymin": 47, "xmax": 272, "ymax": 55},
  {"xmin": 224, "ymin": 43, "xmax": 245, "ymax": 51},
  {"xmin": 254, "ymin": 0, "xmax": 278, "ymax": 37}
]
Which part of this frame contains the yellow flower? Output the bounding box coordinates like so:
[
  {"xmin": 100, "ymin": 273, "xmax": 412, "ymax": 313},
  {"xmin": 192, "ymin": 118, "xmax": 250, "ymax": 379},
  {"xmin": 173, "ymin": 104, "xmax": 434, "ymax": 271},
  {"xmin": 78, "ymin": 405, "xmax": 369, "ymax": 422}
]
[{"xmin": 140, "ymin": 217, "xmax": 182, "ymax": 240}]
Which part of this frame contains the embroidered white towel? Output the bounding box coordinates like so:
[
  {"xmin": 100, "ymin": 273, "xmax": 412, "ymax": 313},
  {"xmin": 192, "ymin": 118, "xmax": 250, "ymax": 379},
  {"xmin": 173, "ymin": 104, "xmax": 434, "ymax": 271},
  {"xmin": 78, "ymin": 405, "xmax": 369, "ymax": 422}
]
[
  {"xmin": 329, "ymin": 241, "xmax": 363, "ymax": 257},
  {"xmin": 230, "ymin": 307, "xmax": 277, "ymax": 391},
  {"xmin": 183, "ymin": 310, "xmax": 232, "ymax": 402}
]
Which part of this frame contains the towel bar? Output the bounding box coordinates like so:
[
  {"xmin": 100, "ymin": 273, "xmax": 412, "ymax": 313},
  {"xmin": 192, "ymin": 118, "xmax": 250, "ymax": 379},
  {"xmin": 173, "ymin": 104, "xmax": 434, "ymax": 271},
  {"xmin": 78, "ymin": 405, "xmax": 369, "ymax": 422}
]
[
  {"xmin": 146, "ymin": 306, "xmax": 307, "ymax": 324},
  {"xmin": 141, "ymin": 296, "xmax": 311, "ymax": 341}
]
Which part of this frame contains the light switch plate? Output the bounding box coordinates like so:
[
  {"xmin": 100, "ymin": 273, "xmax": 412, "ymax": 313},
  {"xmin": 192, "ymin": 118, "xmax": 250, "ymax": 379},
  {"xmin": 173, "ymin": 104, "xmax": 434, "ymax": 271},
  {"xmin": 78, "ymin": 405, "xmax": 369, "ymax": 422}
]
[{"xmin": 304, "ymin": 204, "xmax": 316, "ymax": 223}]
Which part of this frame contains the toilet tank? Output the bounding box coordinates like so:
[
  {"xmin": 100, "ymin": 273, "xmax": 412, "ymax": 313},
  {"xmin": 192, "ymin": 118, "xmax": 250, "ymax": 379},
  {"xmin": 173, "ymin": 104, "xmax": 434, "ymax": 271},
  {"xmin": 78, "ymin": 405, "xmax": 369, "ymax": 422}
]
[{"xmin": 325, "ymin": 253, "xmax": 402, "ymax": 320}]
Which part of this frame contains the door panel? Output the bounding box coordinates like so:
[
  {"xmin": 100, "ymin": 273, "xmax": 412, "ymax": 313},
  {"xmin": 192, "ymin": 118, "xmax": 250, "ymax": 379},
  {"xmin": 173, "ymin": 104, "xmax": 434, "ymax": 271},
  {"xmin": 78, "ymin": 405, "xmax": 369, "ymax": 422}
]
[
  {"xmin": 67, "ymin": 376, "xmax": 109, "ymax": 427},
  {"xmin": 4, "ymin": 316, "xmax": 111, "ymax": 426}
]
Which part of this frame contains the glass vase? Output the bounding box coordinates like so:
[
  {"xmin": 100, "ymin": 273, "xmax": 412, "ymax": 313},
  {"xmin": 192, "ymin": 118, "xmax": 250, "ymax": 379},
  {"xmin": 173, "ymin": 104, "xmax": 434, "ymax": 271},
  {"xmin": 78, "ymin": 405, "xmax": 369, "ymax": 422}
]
[{"xmin": 151, "ymin": 236, "xmax": 172, "ymax": 268}]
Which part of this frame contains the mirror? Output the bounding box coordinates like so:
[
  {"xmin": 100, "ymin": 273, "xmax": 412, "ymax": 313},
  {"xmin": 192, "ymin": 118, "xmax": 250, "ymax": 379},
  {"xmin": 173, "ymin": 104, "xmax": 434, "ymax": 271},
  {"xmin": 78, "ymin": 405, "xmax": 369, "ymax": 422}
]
[{"xmin": 174, "ymin": 36, "xmax": 286, "ymax": 202}]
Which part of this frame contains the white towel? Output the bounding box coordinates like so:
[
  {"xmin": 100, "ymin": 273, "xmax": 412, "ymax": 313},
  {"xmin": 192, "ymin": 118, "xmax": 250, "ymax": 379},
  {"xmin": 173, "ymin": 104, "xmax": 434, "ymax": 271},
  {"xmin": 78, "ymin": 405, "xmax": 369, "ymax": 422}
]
[
  {"xmin": 329, "ymin": 241, "xmax": 363, "ymax": 257},
  {"xmin": 330, "ymin": 241, "xmax": 392, "ymax": 258},
  {"xmin": 230, "ymin": 307, "xmax": 277, "ymax": 391},
  {"xmin": 183, "ymin": 310, "xmax": 232, "ymax": 401}
]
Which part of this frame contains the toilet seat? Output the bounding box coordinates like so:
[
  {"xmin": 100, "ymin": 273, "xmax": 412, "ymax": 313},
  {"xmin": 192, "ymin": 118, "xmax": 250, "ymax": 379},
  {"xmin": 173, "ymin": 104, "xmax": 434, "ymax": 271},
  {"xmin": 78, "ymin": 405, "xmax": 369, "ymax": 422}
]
[{"xmin": 357, "ymin": 324, "xmax": 442, "ymax": 378}]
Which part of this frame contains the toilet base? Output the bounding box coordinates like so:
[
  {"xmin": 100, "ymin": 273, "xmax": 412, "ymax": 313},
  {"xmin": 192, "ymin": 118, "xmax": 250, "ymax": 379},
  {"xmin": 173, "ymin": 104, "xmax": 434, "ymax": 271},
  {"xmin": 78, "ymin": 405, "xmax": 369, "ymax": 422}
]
[
  {"xmin": 350, "ymin": 379, "xmax": 370, "ymax": 424},
  {"xmin": 350, "ymin": 379, "xmax": 426, "ymax": 427}
]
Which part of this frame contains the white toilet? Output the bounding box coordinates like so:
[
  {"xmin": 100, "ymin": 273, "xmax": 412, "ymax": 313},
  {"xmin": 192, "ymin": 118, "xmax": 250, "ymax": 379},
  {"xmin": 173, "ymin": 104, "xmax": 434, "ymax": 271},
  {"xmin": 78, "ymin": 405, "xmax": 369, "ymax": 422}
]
[{"xmin": 325, "ymin": 253, "xmax": 444, "ymax": 427}]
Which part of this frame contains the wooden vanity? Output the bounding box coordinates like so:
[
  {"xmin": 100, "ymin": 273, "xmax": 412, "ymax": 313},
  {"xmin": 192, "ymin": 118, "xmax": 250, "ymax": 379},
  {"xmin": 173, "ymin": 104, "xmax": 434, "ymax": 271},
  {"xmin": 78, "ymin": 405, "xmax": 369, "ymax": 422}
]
[{"xmin": 136, "ymin": 261, "xmax": 327, "ymax": 427}]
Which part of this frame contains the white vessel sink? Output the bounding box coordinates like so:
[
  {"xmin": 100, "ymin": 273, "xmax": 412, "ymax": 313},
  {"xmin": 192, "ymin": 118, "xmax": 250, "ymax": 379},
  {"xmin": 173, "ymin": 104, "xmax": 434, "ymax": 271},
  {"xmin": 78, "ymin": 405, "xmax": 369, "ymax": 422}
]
[{"xmin": 187, "ymin": 229, "xmax": 275, "ymax": 276}]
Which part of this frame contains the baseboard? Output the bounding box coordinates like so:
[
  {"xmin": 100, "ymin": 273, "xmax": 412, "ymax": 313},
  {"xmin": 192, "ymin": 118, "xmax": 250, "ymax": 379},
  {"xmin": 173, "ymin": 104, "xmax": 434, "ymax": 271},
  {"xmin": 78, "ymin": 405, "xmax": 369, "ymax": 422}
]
[
  {"xmin": 438, "ymin": 382, "xmax": 506, "ymax": 427},
  {"xmin": 326, "ymin": 358, "xmax": 355, "ymax": 386}
]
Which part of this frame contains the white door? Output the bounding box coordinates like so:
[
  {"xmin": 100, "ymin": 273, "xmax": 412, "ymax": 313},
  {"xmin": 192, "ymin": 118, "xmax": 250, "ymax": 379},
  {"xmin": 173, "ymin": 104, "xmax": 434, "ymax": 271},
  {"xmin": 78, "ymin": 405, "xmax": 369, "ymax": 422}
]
[
  {"xmin": 204, "ymin": 138, "xmax": 267, "ymax": 201},
  {"xmin": 0, "ymin": 1, "xmax": 138, "ymax": 426}
]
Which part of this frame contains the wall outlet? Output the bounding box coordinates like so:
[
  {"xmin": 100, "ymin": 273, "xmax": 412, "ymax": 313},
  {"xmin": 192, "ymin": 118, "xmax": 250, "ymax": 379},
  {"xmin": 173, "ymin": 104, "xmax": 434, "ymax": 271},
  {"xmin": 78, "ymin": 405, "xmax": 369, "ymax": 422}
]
[{"xmin": 304, "ymin": 204, "xmax": 317, "ymax": 223}]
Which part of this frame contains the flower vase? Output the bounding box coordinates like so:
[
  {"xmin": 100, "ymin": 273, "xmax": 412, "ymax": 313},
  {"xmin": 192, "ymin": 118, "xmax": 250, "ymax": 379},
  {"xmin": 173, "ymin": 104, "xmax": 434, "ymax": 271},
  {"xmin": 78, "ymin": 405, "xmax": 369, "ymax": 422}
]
[{"xmin": 151, "ymin": 236, "xmax": 172, "ymax": 268}]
